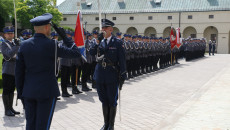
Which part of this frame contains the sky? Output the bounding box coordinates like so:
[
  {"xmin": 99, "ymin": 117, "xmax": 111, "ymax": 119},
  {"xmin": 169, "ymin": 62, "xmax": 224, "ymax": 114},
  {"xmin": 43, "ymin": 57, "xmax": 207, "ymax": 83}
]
[{"xmin": 57, "ymin": 0, "xmax": 65, "ymax": 6}]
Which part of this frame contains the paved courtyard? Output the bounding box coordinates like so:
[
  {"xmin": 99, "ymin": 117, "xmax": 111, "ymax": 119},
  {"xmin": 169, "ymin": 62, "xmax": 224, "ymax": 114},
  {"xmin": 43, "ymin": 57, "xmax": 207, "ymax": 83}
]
[{"xmin": 1, "ymin": 54, "xmax": 230, "ymax": 130}]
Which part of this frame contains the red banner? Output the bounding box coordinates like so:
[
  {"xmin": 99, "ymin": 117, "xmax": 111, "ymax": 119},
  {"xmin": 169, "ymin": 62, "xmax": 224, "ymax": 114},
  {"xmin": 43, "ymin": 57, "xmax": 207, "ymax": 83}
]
[
  {"xmin": 170, "ymin": 27, "xmax": 176, "ymax": 49},
  {"xmin": 74, "ymin": 10, "xmax": 87, "ymax": 62},
  {"xmin": 176, "ymin": 28, "xmax": 181, "ymax": 48},
  {"xmin": 74, "ymin": 11, "xmax": 84, "ymax": 46}
]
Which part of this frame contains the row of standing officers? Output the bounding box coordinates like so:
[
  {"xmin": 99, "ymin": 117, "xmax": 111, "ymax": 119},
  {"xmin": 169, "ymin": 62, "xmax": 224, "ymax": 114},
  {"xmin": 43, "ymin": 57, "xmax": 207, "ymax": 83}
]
[{"xmin": 0, "ymin": 17, "xmax": 208, "ymax": 130}]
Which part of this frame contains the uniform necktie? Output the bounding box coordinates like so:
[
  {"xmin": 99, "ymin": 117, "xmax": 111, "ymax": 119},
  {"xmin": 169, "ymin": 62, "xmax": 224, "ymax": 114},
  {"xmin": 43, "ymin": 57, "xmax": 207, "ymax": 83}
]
[{"xmin": 104, "ymin": 39, "xmax": 107, "ymax": 48}]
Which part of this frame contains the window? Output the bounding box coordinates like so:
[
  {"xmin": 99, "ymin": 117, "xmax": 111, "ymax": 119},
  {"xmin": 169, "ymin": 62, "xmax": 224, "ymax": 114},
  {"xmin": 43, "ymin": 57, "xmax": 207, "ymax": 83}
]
[
  {"xmin": 95, "ymin": 17, "xmax": 99, "ymax": 21},
  {"xmin": 148, "ymin": 16, "xmax": 153, "ymax": 20},
  {"xmin": 150, "ymin": 34, "xmax": 156, "ymax": 37},
  {"xmin": 130, "ymin": 16, "xmax": 134, "ymax": 20},
  {"xmin": 211, "ymin": 34, "xmax": 217, "ymax": 41},
  {"xmin": 188, "ymin": 15, "xmax": 192, "ymax": 19},
  {"xmin": 209, "ymin": 15, "xmax": 214, "ymax": 19},
  {"xmin": 191, "ymin": 34, "xmax": 196, "ymax": 38},
  {"xmin": 112, "ymin": 17, "xmax": 116, "ymax": 20},
  {"xmin": 63, "ymin": 18, "xmax": 67, "ymax": 21},
  {"xmin": 168, "ymin": 16, "xmax": 172, "ymax": 20}
]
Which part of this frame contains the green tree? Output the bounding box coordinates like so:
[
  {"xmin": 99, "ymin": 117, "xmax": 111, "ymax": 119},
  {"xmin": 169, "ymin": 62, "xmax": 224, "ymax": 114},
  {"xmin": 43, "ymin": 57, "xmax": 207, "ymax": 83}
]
[
  {"xmin": 17, "ymin": 0, "xmax": 62, "ymax": 29},
  {"xmin": 0, "ymin": 0, "xmax": 14, "ymax": 31}
]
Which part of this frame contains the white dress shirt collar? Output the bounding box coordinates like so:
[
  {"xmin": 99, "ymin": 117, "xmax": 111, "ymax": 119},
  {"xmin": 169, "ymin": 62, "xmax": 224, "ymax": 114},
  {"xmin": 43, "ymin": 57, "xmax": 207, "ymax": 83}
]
[{"xmin": 104, "ymin": 35, "xmax": 112, "ymax": 45}]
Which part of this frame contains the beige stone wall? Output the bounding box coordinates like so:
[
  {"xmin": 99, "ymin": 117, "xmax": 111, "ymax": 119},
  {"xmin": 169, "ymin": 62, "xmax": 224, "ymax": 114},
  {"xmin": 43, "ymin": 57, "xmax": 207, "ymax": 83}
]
[{"xmin": 61, "ymin": 11, "xmax": 230, "ymax": 54}]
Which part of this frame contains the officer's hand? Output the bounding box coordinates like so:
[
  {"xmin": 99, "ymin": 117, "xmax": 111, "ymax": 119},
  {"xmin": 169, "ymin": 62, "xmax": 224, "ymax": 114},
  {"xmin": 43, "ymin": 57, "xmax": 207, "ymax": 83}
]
[
  {"xmin": 98, "ymin": 33, "xmax": 104, "ymax": 43},
  {"xmin": 14, "ymin": 38, "xmax": 20, "ymax": 46},
  {"xmin": 119, "ymin": 75, "xmax": 126, "ymax": 90},
  {"xmin": 54, "ymin": 27, "xmax": 67, "ymax": 40},
  {"xmin": 63, "ymin": 37, "xmax": 74, "ymax": 48}
]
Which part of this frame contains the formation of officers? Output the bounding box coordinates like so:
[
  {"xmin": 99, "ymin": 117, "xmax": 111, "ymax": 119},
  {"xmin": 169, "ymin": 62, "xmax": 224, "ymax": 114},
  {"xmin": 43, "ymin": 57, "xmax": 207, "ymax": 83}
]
[
  {"xmin": 0, "ymin": 28, "xmax": 207, "ymax": 94},
  {"xmin": 119, "ymin": 33, "xmax": 206, "ymax": 79},
  {"xmin": 0, "ymin": 18, "xmax": 207, "ymax": 130}
]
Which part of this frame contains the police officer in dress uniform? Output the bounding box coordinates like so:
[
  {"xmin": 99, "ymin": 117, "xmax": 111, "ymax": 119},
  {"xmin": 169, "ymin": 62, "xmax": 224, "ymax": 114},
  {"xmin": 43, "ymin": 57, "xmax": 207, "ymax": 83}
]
[
  {"xmin": 51, "ymin": 31, "xmax": 59, "ymax": 40},
  {"xmin": 212, "ymin": 40, "xmax": 216, "ymax": 55},
  {"xmin": 124, "ymin": 34, "xmax": 132, "ymax": 79},
  {"xmin": 60, "ymin": 30, "xmax": 74, "ymax": 97},
  {"xmin": 116, "ymin": 32, "xmax": 122, "ymax": 39},
  {"xmin": 81, "ymin": 32, "xmax": 93, "ymax": 91},
  {"xmin": 15, "ymin": 13, "xmax": 82, "ymax": 130},
  {"xmin": 70, "ymin": 32, "xmax": 83, "ymax": 94},
  {"xmin": 91, "ymin": 30, "xmax": 99, "ymax": 88},
  {"xmin": 20, "ymin": 29, "xmax": 33, "ymax": 42},
  {"xmin": 208, "ymin": 40, "xmax": 212, "ymax": 56},
  {"xmin": 129, "ymin": 36, "xmax": 136, "ymax": 77},
  {"xmin": 89, "ymin": 19, "xmax": 126, "ymax": 130},
  {"xmin": 1, "ymin": 26, "xmax": 20, "ymax": 116}
]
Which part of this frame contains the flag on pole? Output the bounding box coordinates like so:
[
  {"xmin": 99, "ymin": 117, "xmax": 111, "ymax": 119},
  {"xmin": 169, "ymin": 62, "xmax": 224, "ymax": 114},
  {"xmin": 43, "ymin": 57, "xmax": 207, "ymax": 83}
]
[
  {"xmin": 176, "ymin": 28, "xmax": 182, "ymax": 48},
  {"xmin": 74, "ymin": 10, "xmax": 87, "ymax": 62},
  {"xmin": 170, "ymin": 27, "xmax": 176, "ymax": 49}
]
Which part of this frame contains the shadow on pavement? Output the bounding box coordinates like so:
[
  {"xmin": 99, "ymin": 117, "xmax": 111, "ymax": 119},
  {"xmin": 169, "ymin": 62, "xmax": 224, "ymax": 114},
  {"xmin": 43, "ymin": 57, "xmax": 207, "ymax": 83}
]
[
  {"xmin": 55, "ymin": 89, "xmax": 98, "ymax": 112},
  {"xmin": 3, "ymin": 116, "xmax": 25, "ymax": 128}
]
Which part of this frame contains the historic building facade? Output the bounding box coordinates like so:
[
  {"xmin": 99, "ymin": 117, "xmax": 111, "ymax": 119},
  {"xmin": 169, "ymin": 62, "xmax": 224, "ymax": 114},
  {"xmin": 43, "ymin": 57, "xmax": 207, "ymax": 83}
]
[{"xmin": 58, "ymin": 0, "xmax": 230, "ymax": 54}]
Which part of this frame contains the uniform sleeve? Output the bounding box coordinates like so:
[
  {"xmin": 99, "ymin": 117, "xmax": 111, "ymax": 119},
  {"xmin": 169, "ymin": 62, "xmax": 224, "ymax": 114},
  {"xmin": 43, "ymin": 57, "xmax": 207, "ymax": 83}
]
[
  {"xmin": 1, "ymin": 42, "xmax": 19, "ymax": 59},
  {"xmin": 56, "ymin": 40, "xmax": 81, "ymax": 59},
  {"xmin": 15, "ymin": 47, "xmax": 25, "ymax": 98},
  {"xmin": 89, "ymin": 42, "xmax": 99, "ymax": 56},
  {"xmin": 117, "ymin": 39, "xmax": 127, "ymax": 79}
]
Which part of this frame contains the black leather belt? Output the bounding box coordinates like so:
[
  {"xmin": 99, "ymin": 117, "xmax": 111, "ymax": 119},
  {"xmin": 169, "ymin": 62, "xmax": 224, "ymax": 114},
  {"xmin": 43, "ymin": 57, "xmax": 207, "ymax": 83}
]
[{"xmin": 98, "ymin": 61, "xmax": 115, "ymax": 68}]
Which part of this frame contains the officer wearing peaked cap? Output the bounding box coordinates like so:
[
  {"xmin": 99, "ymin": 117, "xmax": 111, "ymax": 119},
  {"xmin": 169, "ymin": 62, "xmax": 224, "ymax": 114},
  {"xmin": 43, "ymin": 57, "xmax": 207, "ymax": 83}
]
[
  {"xmin": 51, "ymin": 31, "xmax": 59, "ymax": 40},
  {"xmin": 81, "ymin": 32, "xmax": 93, "ymax": 91},
  {"xmin": 90, "ymin": 18, "xmax": 127, "ymax": 130},
  {"xmin": 1, "ymin": 26, "xmax": 20, "ymax": 117},
  {"xmin": 91, "ymin": 30, "xmax": 99, "ymax": 88},
  {"xmin": 116, "ymin": 32, "xmax": 122, "ymax": 39},
  {"xmin": 21, "ymin": 29, "xmax": 33, "ymax": 41},
  {"xmin": 15, "ymin": 13, "xmax": 82, "ymax": 130}
]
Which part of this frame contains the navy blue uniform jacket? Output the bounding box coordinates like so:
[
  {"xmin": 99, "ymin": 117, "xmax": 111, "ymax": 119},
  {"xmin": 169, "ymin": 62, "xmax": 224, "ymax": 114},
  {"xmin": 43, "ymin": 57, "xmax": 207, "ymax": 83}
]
[
  {"xmin": 15, "ymin": 33, "xmax": 81, "ymax": 99},
  {"xmin": 90, "ymin": 36, "xmax": 127, "ymax": 84}
]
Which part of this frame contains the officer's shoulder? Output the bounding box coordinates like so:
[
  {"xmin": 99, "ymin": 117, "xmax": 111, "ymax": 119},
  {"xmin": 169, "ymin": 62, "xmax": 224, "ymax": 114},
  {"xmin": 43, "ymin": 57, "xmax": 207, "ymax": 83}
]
[{"xmin": 113, "ymin": 37, "xmax": 122, "ymax": 44}]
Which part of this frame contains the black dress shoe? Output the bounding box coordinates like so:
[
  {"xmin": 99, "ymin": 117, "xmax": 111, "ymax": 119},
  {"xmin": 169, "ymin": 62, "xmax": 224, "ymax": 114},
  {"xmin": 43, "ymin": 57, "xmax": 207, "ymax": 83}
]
[
  {"xmin": 82, "ymin": 83, "xmax": 92, "ymax": 91},
  {"xmin": 72, "ymin": 86, "xmax": 82, "ymax": 94},
  {"xmin": 62, "ymin": 92, "xmax": 73, "ymax": 97},
  {"xmin": 10, "ymin": 108, "xmax": 20, "ymax": 115},
  {"xmin": 5, "ymin": 109, "xmax": 15, "ymax": 116}
]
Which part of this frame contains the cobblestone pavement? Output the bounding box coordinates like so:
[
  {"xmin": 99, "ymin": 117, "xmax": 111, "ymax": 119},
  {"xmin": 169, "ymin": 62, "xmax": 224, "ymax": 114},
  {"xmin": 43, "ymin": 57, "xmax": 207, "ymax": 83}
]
[{"xmin": 0, "ymin": 54, "xmax": 230, "ymax": 130}]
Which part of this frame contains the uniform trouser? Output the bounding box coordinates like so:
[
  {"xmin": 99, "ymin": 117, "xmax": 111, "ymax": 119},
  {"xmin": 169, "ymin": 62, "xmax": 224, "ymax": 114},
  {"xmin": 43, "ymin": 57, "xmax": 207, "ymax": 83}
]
[
  {"xmin": 61, "ymin": 66, "xmax": 71, "ymax": 90},
  {"xmin": 70, "ymin": 65, "xmax": 78, "ymax": 86},
  {"xmin": 159, "ymin": 55, "xmax": 163, "ymax": 67},
  {"xmin": 135, "ymin": 57, "xmax": 140, "ymax": 71},
  {"xmin": 140, "ymin": 57, "xmax": 145, "ymax": 69},
  {"xmin": 77, "ymin": 66, "xmax": 82, "ymax": 83},
  {"xmin": 2, "ymin": 74, "xmax": 15, "ymax": 95},
  {"xmin": 126, "ymin": 59, "xmax": 131, "ymax": 73},
  {"xmin": 96, "ymin": 83, "xmax": 119, "ymax": 107},
  {"xmin": 24, "ymin": 97, "xmax": 56, "ymax": 130},
  {"xmin": 175, "ymin": 52, "xmax": 178, "ymax": 63},
  {"xmin": 91, "ymin": 61, "xmax": 97, "ymax": 79},
  {"xmin": 209, "ymin": 48, "xmax": 212, "ymax": 55},
  {"xmin": 212, "ymin": 47, "xmax": 215, "ymax": 55},
  {"xmin": 130, "ymin": 58, "xmax": 135, "ymax": 72},
  {"xmin": 82, "ymin": 63, "xmax": 91, "ymax": 83}
]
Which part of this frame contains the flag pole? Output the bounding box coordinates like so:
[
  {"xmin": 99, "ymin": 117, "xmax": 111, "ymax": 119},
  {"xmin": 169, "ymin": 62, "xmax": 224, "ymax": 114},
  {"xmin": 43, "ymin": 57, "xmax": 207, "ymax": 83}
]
[
  {"xmin": 13, "ymin": 0, "xmax": 17, "ymax": 38},
  {"xmin": 97, "ymin": 0, "xmax": 102, "ymax": 31}
]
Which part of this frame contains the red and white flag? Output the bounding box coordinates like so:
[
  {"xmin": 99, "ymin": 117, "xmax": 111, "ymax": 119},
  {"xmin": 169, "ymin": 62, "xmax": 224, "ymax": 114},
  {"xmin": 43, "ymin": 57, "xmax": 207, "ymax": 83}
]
[
  {"xmin": 170, "ymin": 26, "xmax": 176, "ymax": 49},
  {"xmin": 74, "ymin": 10, "xmax": 87, "ymax": 61},
  {"xmin": 176, "ymin": 28, "xmax": 181, "ymax": 48}
]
